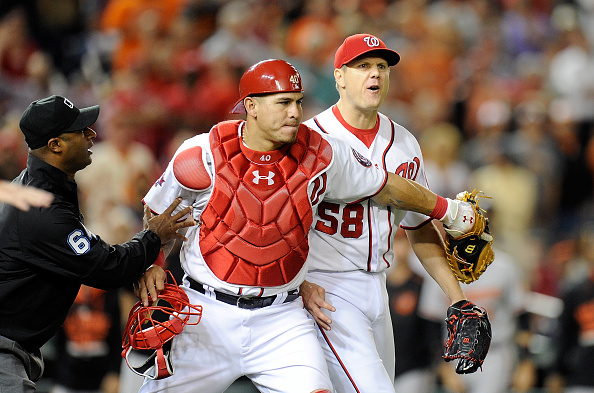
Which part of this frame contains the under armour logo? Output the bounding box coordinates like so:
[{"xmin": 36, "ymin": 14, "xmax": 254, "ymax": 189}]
[
  {"xmin": 252, "ymin": 170, "xmax": 275, "ymax": 185},
  {"xmin": 462, "ymin": 215, "xmax": 474, "ymax": 224},
  {"xmin": 63, "ymin": 98, "xmax": 74, "ymax": 109},
  {"xmin": 363, "ymin": 36, "xmax": 380, "ymax": 47}
]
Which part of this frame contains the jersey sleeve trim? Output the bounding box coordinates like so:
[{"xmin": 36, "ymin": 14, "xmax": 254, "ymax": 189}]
[
  {"xmin": 141, "ymin": 199, "xmax": 164, "ymax": 217},
  {"xmin": 312, "ymin": 116, "xmax": 328, "ymax": 134},
  {"xmin": 400, "ymin": 217, "xmax": 432, "ymax": 230}
]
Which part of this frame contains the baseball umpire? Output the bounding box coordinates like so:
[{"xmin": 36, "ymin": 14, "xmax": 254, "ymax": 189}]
[{"xmin": 0, "ymin": 95, "xmax": 195, "ymax": 392}]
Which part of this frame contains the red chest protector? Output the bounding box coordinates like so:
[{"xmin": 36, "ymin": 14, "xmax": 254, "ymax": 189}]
[{"xmin": 199, "ymin": 120, "xmax": 332, "ymax": 287}]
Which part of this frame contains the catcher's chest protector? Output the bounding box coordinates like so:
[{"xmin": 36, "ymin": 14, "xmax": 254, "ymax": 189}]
[{"xmin": 200, "ymin": 121, "xmax": 332, "ymax": 287}]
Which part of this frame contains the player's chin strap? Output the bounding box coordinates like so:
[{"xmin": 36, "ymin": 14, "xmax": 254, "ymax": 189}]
[{"xmin": 122, "ymin": 340, "xmax": 174, "ymax": 380}]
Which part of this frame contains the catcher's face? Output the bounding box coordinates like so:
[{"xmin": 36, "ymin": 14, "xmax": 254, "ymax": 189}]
[
  {"xmin": 244, "ymin": 92, "xmax": 303, "ymax": 151},
  {"xmin": 336, "ymin": 55, "xmax": 390, "ymax": 114}
]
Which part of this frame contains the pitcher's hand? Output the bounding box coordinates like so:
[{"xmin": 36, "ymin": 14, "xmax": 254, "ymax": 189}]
[{"xmin": 300, "ymin": 280, "xmax": 335, "ymax": 331}]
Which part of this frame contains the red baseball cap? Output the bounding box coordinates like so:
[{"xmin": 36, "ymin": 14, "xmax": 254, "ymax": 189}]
[{"xmin": 334, "ymin": 34, "xmax": 400, "ymax": 69}]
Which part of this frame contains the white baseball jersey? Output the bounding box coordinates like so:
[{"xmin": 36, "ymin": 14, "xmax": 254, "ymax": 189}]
[
  {"xmin": 143, "ymin": 121, "xmax": 387, "ymax": 297},
  {"xmin": 303, "ymin": 106, "xmax": 432, "ymax": 393},
  {"xmin": 305, "ymin": 106, "xmax": 430, "ymax": 273}
]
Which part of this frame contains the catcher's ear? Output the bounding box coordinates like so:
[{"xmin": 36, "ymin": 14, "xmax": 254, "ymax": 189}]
[{"xmin": 244, "ymin": 97, "xmax": 258, "ymax": 117}]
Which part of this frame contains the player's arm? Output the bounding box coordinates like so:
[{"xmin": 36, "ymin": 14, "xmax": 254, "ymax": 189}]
[
  {"xmin": 19, "ymin": 197, "xmax": 193, "ymax": 292},
  {"xmin": 0, "ymin": 180, "xmax": 53, "ymax": 211},
  {"xmin": 372, "ymin": 172, "xmax": 473, "ymax": 235},
  {"xmin": 405, "ymin": 222, "xmax": 466, "ymax": 304},
  {"xmin": 138, "ymin": 198, "xmax": 195, "ymax": 305},
  {"xmin": 136, "ymin": 201, "xmax": 195, "ymax": 305},
  {"xmin": 138, "ymin": 141, "xmax": 212, "ymax": 304},
  {"xmin": 372, "ymin": 172, "xmax": 439, "ymax": 216},
  {"xmin": 135, "ymin": 206, "xmax": 192, "ymax": 305},
  {"xmin": 323, "ymin": 135, "xmax": 459, "ymax": 225},
  {"xmin": 323, "ymin": 136, "xmax": 453, "ymax": 223}
]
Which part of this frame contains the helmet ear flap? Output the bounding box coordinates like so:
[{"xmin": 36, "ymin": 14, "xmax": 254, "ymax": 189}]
[{"xmin": 121, "ymin": 271, "xmax": 202, "ymax": 379}]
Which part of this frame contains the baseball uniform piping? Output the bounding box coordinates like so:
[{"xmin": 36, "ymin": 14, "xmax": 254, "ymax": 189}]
[
  {"xmin": 313, "ymin": 117, "xmax": 328, "ymax": 134},
  {"xmin": 366, "ymin": 199, "xmax": 373, "ymax": 272},
  {"xmin": 318, "ymin": 325, "xmax": 362, "ymax": 393},
  {"xmin": 381, "ymin": 120, "xmax": 396, "ymax": 268}
]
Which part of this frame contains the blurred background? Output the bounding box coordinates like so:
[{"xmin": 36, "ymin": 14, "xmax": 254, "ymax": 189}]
[{"xmin": 1, "ymin": 0, "xmax": 594, "ymax": 392}]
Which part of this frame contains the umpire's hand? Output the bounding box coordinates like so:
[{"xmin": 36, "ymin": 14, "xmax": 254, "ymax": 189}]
[{"xmin": 144, "ymin": 197, "xmax": 196, "ymax": 244}]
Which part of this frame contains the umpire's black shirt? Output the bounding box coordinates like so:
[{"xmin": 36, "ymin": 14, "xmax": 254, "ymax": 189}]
[{"xmin": 0, "ymin": 154, "xmax": 161, "ymax": 352}]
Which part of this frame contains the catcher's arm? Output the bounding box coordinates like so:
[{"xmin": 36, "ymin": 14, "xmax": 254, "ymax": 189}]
[{"xmin": 136, "ymin": 200, "xmax": 194, "ymax": 306}]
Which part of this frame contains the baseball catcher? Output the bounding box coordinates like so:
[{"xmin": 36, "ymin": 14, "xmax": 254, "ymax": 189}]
[
  {"xmin": 444, "ymin": 190, "xmax": 494, "ymax": 284},
  {"xmin": 443, "ymin": 300, "xmax": 492, "ymax": 374}
]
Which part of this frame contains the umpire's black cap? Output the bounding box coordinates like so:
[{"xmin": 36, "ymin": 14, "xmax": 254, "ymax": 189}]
[{"xmin": 19, "ymin": 95, "xmax": 100, "ymax": 149}]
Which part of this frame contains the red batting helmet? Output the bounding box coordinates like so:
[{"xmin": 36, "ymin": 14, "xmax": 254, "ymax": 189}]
[
  {"xmin": 230, "ymin": 59, "xmax": 303, "ymax": 114},
  {"xmin": 121, "ymin": 272, "xmax": 202, "ymax": 380}
]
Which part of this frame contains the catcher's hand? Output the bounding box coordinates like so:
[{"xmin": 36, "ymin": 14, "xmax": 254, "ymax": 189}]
[
  {"xmin": 445, "ymin": 190, "xmax": 494, "ymax": 283},
  {"xmin": 443, "ymin": 300, "xmax": 492, "ymax": 374}
]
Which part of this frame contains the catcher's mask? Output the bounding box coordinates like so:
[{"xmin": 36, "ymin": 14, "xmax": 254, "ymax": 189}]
[
  {"xmin": 230, "ymin": 59, "xmax": 303, "ymax": 114},
  {"xmin": 121, "ymin": 272, "xmax": 202, "ymax": 380}
]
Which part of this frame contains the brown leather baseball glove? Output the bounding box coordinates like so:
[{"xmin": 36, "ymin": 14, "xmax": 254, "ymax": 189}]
[{"xmin": 444, "ymin": 190, "xmax": 494, "ymax": 284}]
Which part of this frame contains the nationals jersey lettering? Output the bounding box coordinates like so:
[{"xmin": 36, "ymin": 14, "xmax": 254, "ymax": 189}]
[
  {"xmin": 306, "ymin": 106, "xmax": 431, "ymax": 272},
  {"xmin": 395, "ymin": 157, "xmax": 421, "ymax": 181},
  {"xmin": 198, "ymin": 120, "xmax": 333, "ymax": 287}
]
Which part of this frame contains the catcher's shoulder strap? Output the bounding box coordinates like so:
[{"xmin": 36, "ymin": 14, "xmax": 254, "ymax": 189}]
[{"xmin": 173, "ymin": 145, "xmax": 212, "ymax": 191}]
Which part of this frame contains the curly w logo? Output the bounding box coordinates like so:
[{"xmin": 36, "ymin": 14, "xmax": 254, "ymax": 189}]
[{"xmin": 363, "ymin": 36, "xmax": 380, "ymax": 47}]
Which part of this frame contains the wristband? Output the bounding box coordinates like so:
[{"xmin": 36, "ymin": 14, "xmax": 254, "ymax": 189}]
[
  {"xmin": 154, "ymin": 250, "xmax": 165, "ymax": 267},
  {"xmin": 429, "ymin": 195, "xmax": 448, "ymax": 221}
]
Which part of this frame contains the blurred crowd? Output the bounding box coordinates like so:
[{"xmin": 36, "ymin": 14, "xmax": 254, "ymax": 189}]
[{"xmin": 1, "ymin": 0, "xmax": 594, "ymax": 392}]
